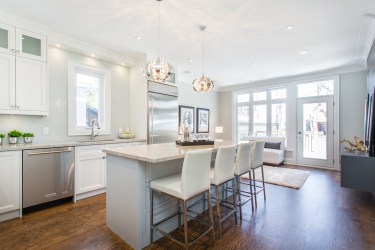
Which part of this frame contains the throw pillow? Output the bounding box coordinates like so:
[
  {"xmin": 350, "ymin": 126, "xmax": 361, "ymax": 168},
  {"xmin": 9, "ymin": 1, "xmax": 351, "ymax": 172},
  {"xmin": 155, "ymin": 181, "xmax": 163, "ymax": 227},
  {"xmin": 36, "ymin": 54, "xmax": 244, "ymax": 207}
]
[{"xmin": 264, "ymin": 142, "xmax": 281, "ymax": 150}]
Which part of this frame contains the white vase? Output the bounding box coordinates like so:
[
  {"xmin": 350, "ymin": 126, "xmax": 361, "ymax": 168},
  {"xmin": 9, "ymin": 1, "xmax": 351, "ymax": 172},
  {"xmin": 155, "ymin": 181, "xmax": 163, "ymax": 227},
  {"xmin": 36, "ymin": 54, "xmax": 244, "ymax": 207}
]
[
  {"xmin": 0, "ymin": 138, "xmax": 2, "ymax": 145},
  {"xmin": 24, "ymin": 137, "xmax": 33, "ymax": 143},
  {"xmin": 9, "ymin": 137, "xmax": 18, "ymax": 144}
]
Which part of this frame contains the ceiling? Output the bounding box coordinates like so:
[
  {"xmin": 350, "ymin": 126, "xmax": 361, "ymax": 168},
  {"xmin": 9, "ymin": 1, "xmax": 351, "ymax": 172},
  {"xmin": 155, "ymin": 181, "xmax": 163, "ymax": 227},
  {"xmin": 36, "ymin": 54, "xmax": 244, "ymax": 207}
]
[{"xmin": 1, "ymin": 0, "xmax": 375, "ymax": 89}]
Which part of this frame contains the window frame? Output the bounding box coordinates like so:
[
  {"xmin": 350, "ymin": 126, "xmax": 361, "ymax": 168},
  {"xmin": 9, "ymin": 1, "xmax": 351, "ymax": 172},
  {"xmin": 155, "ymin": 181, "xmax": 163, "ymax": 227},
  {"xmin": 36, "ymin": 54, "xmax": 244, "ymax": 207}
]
[{"xmin": 68, "ymin": 61, "xmax": 111, "ymax": 136}]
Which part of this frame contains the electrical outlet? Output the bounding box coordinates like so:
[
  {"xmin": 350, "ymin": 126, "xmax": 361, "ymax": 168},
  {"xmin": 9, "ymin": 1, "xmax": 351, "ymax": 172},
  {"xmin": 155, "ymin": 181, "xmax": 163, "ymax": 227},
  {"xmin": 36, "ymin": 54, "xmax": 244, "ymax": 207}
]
[
  {"xmin": 118, "ymin": 128, "xmax": 123, "ymax": 133},
  {"xmin": 42, "ymin": 127, "xmax": 49, "ymax": 135}
]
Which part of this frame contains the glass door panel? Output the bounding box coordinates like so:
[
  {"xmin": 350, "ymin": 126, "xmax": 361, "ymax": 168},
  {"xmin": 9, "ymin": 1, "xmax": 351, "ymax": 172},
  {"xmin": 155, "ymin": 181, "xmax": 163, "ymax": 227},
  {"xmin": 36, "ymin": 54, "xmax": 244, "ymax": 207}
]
[
  {"xmin": 297, "ymin": 97, "xmax": 333, "ymax": 168},
  {"xmin": 0, "ymin": 23, "xmax": 15, "ymax": 55},
  {"xmin": 16, "ymin": 28, "xmax": 46, "ymax": 61},
  {"xmin": 22, "ymin": 35, "xmax": 42, "ymax": 57}
]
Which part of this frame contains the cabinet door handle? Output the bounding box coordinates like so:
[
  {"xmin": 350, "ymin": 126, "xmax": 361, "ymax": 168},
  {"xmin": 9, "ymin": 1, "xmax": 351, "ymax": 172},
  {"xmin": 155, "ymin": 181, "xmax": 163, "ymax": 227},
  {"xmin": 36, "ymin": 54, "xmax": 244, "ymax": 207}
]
[
  {"xmin": 102, "ymin": 156, "xmax": 106, "ymax": 159},
  {"xmin": 10, "ymin": 48, "xmax": 15, "ymax": 53},
  {"xmin": 10, "ymin": 105, "xmax": 15, "ymax": 108},
  {"xmin": 16, "ymin": 106, "xmax": 20, "ymax": 109},
  {"xmin": 16, "ymin": 50, "xmax": 20, "ymax": 54}
]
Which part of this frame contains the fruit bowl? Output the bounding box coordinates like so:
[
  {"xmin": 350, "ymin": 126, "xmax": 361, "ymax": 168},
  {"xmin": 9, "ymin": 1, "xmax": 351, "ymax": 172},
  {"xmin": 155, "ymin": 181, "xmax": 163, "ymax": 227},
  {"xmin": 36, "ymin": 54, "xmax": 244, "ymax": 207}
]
[{"xmin": 118, "ymin": 133, "xmax": 135, "ymax": 139}]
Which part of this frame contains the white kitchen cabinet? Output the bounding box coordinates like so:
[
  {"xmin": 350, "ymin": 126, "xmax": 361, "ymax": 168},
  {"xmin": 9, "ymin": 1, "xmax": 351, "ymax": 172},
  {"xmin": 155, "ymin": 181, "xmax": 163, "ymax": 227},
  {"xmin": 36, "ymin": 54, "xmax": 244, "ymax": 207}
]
[
  {"xmin": 76, "ymin": 145, "xmax": 106, "ymax": 196},
  {"xmin": 75, "ymin": 142, "xmax": 145, "ymax": 201},
  {"xmin": 0, "ymin": 151, "xmax": 21, "ymax": 217},
  {"xmin": 0, "ymin": 22, "xmax": 47, "ymax": 115}
]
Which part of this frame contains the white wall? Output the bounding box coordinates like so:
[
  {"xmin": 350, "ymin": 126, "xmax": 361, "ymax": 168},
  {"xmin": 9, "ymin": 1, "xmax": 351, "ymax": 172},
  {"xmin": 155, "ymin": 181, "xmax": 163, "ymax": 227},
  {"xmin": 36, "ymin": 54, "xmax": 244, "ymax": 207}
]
[
  {"xmin": 339, "ymin": 71, "xmax": 367, "ymax": 143},
  {"xmin": 218, "ymin": 70, "xmax": 368, "ymax": 166},
  {"xmin": 0, "ymin": 47, "xmax": 131, "ymax": 143}
]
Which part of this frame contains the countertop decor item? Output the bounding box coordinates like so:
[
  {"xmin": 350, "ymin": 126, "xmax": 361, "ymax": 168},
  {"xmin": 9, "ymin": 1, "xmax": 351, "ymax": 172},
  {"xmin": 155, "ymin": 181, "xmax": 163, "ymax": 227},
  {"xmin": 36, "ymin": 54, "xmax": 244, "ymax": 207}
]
[
  {"xmin": 341, "ymin": 136, "xmax": 366, "ymax": 152},
  {"xmin": 143, "ymin": 0, "xmax": 175, "ymax": 83},
  {"xmin": 0, "ymin": 134, "xmax": 4, "ymax": 145},
  {"xmin": 8, "ymin": 130, "xmax": 22, "ymax": 144},
  {"xmin": 176, "ymin": 140, "xmax": 214, "ymax": 146},
  {"xmin": 118, "ymin": 133, "xmax": 135, "ymax": 139},
  {"xmin": 23, "ymin": 133, "xmax": 34, "ymax": 143},
  {"xmin": 192, "ymin": 26, "xmax": 214, "ymax": 92}
]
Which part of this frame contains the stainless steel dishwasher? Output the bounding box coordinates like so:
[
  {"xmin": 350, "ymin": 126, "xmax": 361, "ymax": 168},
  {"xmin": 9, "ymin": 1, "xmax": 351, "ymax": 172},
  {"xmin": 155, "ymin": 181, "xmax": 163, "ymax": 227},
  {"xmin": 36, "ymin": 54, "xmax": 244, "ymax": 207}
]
[{"xmin": 23, "ymin": 147, "xmax": 75, "ymax": 212}]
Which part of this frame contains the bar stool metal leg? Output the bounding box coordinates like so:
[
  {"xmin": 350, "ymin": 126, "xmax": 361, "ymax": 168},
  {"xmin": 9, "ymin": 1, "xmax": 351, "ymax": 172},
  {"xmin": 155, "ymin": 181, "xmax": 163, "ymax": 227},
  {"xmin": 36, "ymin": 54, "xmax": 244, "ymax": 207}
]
[
  {"xmin": 183, "ymin": 200, "xmax": 189, "ymax": 249},
  {"xmin": 215, "ymin": 185, "xmax": 221, "ymax": 237},
  {"xmin": 232, "ymin": 180, "xmax": 238, "ymax": 224},
  {"xmin": 236, "ymin": 175, "xmax": 242, "ymax": 221},
  {"xmin": 207, "ymin": 190, "xmax": 215, "ymax": 246},
  {"xmin": 261, "ymin": 165, "xmax": 266, "ymax": 200},
  {"xmin": 252, "ymin": 168, "xmax": 257, "ymax": 208}
]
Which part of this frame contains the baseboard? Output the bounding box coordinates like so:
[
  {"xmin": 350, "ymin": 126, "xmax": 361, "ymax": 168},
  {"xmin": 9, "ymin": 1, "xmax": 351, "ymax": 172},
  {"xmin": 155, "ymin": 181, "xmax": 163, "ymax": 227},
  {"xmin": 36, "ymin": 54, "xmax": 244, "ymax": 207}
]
[
  {"xmin": 0, "ymin": 210, "xmax": 20, "ymax": 222},
  {"xmin": 75, "ymin": 188, "xmax": 106, "ymax": 201}
]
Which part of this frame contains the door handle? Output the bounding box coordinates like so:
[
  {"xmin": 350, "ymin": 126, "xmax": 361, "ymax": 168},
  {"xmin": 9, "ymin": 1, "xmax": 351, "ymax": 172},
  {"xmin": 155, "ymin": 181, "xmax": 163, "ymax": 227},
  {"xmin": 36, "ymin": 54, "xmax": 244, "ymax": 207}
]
[{"xmin": 298, "ymin": 132, "xmax": 302, "ymax": 135}]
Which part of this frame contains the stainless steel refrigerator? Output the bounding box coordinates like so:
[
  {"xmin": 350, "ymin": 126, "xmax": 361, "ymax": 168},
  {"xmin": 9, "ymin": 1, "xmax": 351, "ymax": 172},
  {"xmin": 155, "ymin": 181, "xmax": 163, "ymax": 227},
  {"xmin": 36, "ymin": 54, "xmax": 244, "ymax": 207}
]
[{"xmin": 147, "ymin": 81, "xmax": 178, "ymax": 144}]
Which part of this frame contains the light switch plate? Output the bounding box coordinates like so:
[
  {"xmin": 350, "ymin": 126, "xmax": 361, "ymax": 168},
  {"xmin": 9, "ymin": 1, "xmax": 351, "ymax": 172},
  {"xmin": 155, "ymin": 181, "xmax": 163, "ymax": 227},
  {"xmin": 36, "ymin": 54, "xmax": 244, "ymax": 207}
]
[{"xmin": 42, "ymin": 127, "xmax": 49, "ymax": 135}]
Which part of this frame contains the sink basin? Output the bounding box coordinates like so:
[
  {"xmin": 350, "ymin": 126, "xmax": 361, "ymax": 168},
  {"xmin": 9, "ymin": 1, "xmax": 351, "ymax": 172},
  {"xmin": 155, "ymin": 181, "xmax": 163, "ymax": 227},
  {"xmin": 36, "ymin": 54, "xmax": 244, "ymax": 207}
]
[{"xmin": 76, "ymin": 139, "xmax": 116, "ymax": 143}]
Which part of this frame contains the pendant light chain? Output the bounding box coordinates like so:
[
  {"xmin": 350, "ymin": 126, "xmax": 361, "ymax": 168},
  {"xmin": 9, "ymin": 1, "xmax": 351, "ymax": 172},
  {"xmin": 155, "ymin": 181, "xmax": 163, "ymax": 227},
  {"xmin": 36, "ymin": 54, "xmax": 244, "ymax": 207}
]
[
  {"xmin": 157, "ymin": 0, "xmax": 160, "ymax": 58},
  {"xmin": 202, "ymin": 26, "xmax": 205, "ymax": 75}
]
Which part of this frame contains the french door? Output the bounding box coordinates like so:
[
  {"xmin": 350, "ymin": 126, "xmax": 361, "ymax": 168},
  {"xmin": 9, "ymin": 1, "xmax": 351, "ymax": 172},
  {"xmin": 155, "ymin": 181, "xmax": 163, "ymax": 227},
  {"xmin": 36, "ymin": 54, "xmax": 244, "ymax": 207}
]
[{"xmin": 297, "ymin": 96, "xmax": 334, "ymax": 168}]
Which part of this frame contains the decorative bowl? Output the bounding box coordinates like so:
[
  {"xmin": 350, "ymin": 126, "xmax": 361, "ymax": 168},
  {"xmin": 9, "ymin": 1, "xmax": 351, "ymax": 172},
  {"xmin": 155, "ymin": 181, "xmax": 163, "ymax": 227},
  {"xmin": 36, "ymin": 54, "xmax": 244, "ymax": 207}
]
[{"xmin": 118, "ymin": 133, "xmax": 135, "ymax": 139}]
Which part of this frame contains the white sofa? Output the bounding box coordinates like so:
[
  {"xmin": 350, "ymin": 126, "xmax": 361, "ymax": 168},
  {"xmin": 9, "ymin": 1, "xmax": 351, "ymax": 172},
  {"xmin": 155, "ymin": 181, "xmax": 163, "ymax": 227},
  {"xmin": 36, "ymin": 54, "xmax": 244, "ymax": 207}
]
[{"xmin": 244, "ymin": 136, "xmax": 285, "ymax": 166}]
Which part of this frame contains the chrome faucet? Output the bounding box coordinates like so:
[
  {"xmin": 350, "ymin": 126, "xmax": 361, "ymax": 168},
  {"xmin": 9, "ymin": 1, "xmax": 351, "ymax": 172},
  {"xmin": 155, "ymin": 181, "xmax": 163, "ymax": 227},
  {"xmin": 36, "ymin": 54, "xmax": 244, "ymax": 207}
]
[{"xmin": 91, "ymin": 119, "xmax": 100, "ymax": 140}]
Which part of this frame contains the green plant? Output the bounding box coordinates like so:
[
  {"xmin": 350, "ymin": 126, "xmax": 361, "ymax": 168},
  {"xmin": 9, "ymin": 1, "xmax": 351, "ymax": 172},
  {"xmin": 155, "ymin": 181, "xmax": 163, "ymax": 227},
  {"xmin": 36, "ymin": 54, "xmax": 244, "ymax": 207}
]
[
  {"xmin": 8, "ymin": 130, "xmax": 22, "ymax": 138},
  {"xmin": 0, "ymin": 134, "xmax": 4, "ymax": 138},
  {"xmin": 23, "ymin": 133, "xmax": 34, "ymax": 137}
]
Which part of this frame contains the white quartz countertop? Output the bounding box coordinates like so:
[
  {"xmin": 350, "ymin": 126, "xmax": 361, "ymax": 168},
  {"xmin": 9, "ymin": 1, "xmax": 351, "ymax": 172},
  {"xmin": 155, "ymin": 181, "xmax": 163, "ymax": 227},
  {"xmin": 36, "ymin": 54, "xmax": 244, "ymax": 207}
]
[
  {"xmin": 103, "ymin": 141, "xmax": 237, "ymax": 163},
  {"xmin": 0, "ymin": 138, "xmax": 146, "ymax": 152}
]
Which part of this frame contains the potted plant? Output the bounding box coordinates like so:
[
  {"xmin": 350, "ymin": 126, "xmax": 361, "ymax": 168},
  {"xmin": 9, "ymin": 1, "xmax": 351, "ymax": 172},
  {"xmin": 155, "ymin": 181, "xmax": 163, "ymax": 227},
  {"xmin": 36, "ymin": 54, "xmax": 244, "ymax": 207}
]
[
  {"xmin": 23, "ymin": 133, "xmax": 34, "ymax": 143},
  {"xmin": 8, "ymin": 130, "xmax": 22, "ymax": 144},
  {"xmin": 0, "ymin": 134, "xmax": 4, "ymax": 145}
]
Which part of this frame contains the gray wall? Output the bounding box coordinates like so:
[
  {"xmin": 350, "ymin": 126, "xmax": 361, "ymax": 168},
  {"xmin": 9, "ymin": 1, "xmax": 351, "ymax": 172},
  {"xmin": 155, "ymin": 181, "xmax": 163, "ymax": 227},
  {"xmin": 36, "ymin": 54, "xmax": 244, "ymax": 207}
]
[
  {"xmin": 178, "ymin": 82, "xmax": 219, "ymax": 137},
  {"xmin": 0, "ymin": 47, "xmax": 130, "ymax": 143},
  {"xmin": 339, "ymin": 71, "xmax": 367, "ymax": 143},
  {"xmin": 218, "ymin": 91, "xmax": 233, "ymax": 139}
]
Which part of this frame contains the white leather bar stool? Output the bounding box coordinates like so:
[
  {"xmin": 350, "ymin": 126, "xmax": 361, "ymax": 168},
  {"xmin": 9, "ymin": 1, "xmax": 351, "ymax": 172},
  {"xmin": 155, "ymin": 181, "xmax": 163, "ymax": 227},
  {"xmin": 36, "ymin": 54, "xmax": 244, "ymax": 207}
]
[
  {"xmin": 210, "ymin": 145, "xmax": 237, "ymax": 237},
  {"xmin": 150, "ymin": 149, "xmax": 215, "ymax": 249},
  {"xmin": 234, "ymin": 141, "xmax": 254, "ymax": 220},
  {"xmin": 251, "ymin": 140, "xmax": 266, "ymax": 208}
]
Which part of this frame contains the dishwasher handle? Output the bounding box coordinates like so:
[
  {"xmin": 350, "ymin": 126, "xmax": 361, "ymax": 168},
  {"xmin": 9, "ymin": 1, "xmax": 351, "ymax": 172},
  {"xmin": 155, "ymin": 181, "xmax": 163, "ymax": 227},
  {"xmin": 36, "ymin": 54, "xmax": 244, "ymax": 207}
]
[{"xmin": 27, "ymin": 148, "xmax": 73, "ymax": 156}]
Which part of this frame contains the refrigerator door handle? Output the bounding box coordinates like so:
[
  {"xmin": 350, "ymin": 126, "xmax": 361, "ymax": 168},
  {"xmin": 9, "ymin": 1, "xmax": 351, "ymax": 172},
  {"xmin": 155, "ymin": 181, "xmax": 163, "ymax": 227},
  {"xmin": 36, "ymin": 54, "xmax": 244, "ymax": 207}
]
[{"xmin": 150, "ymin": 97, "xmax": 154, "ymax": 144}]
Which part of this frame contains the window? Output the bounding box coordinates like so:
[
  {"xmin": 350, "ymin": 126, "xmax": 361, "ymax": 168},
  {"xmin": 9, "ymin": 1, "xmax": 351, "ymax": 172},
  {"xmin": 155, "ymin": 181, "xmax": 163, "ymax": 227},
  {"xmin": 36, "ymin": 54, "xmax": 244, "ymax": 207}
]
[
  {"xmin": 298, "ymin": 80, "xmax": 334, "ymax": 98},
  {"xmin": 68, "ymin": 61, "xmax": 111, "ymax": 136},
  {"xmin": 235, "ymin": 88, "xmax": 287, "ymax": 141}
]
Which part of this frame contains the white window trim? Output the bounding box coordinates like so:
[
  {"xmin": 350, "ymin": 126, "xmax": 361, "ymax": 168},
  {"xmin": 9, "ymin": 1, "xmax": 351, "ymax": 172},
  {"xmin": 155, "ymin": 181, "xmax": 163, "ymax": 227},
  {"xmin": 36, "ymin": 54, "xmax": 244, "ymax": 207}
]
[{"xmin": 68, "ymin": 60, "xmax": 111, "ymax": 136}]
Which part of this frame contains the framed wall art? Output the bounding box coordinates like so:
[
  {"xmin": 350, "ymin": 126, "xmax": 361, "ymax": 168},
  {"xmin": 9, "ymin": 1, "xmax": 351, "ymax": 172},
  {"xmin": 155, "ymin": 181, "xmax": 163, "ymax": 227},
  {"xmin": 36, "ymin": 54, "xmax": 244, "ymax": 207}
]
[
  {"xmin": 179, "ymin": 105, "xmax": 195, "ymax": 134},
  {"xmin": 197, "ymin": 108, "xmax": 210, "ymax": 133}
]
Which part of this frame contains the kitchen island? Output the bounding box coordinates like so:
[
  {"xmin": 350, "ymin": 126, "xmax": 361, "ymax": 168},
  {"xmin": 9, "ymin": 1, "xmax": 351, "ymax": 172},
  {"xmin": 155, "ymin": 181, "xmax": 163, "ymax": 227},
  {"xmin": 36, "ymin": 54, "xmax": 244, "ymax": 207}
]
[{"xmin": 103, "ymin": 141, "xmax": 235, "ymax": 250}]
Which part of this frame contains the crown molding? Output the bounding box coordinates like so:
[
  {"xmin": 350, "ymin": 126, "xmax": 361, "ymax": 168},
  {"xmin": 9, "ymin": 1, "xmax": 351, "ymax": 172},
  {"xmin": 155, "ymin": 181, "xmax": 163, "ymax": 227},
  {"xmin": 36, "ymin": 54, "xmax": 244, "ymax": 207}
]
[
  {"xmin": 0, "ymin": 10, "xmax": 49, "ymax": 35},
  {"xmin": 218, "ymin": 61, "xmax": 367, "ymax": 92}
]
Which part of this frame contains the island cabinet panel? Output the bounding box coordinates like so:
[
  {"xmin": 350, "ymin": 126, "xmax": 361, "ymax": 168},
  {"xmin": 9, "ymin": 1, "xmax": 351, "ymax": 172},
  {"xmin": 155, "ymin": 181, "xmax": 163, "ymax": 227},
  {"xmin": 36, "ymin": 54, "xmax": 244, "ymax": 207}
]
[{"xmin": 0, "ymin": 151, "xmax": 21, "ymax": 222}]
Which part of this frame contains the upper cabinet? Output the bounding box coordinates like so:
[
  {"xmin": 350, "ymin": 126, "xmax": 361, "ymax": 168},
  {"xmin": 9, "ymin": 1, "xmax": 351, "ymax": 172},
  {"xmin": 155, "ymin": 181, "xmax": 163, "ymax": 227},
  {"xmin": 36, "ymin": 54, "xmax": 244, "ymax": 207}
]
[{"xmin": 0, "ymin": 22, "xmax": 47, "ymax": 116}]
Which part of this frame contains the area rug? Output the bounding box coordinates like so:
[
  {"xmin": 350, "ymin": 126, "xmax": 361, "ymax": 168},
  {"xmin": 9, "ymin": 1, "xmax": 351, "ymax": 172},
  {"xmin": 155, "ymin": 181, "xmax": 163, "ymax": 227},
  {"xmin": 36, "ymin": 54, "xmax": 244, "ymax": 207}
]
[{"xmin": 242, "ymin": 165, "xmax": 310, "ymax": 189}]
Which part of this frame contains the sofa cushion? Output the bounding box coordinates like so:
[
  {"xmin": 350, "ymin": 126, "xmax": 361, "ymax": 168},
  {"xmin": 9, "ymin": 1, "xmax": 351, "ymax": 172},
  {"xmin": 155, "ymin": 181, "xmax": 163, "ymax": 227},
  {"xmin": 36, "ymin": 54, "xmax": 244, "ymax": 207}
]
[
  {"xmin": 263, "ymin": 148, "xmax": 284, "ymax": 165},
  {"xmin": 264, "ymin": 142, "xmax": 281, "ymax": 150}
]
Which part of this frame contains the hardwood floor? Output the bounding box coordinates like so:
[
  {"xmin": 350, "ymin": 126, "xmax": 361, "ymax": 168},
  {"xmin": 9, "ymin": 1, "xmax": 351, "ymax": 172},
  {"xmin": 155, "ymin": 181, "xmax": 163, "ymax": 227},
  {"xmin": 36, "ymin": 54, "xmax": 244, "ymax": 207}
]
[{"xmin": 0, "ymin": 165, "xmax": 374, "ymax": 250}]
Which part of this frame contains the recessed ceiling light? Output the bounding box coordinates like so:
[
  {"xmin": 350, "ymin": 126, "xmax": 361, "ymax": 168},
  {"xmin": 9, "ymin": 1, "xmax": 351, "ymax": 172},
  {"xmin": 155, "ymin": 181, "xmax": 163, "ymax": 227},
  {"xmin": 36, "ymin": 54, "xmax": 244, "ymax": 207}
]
[
  {"xmin": 135, "ymin": 36, "xmax": 142, "ymax": 40},
  {"xmin": 91, "ymin": 54, "xmax": 95, "ymax": 57},
  {"xmin": 182, "ymin": 70, "xmax": 191, "ymax": 74},
  {"xmin": 121, "ymin": 62, "xmax": 125, "ymax": 66},
  {"xmin": 188, "ymin": 59, "xmax": 193, "ymax": 62},
  {"xmin": 299, "ymin": 51, "xmax": 308, "ymax": 55},
  {"xmin": 56, "ymin": 44, "xmax": 61, "ymax": 48},
  {"xmin": 286, "ymin": 25, "xmax": 294, "ymax": 30},
  {"xmin": 252, "ymin": 63, "xmax": 257, "ymax": 66}
]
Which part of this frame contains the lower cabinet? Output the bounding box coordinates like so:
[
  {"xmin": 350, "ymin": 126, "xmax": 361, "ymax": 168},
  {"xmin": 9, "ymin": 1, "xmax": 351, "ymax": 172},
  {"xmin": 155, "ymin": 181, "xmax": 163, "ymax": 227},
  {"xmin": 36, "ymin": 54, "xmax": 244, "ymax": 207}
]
[
  {"xmin": 0, "ymin": 151, "xmax": 21, "ymax": 221},
  {"xmin": 75, "ymin": 142, "xmax": 145, "ymax": 200},
  {"xmin": 76, "ymin": 145, "xmax": 106, "ymax": 197}
]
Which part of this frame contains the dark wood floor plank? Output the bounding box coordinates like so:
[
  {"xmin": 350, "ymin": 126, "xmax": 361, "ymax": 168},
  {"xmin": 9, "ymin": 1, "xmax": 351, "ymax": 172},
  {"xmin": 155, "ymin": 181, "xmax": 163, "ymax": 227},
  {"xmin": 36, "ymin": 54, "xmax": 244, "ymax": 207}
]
[{"xmin": 0, "ymin": 165, "xmax": 374, "ymax": 250}]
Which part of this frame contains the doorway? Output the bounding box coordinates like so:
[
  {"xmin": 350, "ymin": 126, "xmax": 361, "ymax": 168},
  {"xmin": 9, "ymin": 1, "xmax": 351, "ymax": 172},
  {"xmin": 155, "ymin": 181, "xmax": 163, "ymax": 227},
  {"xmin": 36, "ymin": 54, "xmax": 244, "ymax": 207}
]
[{"xmin": 297, "ymin": 96, "xmax": 334, "ymax": 168}]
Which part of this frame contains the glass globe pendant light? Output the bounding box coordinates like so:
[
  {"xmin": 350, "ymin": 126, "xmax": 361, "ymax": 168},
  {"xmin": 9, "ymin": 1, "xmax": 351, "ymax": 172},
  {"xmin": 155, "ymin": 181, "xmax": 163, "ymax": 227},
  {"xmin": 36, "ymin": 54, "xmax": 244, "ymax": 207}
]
[
  {"xmin": 144, "ymin": 0, "xmax": 175, "ymax": 83},
  {"xmin": 192, "ymin": 26, "xmax": 214, "ymax": 92}
]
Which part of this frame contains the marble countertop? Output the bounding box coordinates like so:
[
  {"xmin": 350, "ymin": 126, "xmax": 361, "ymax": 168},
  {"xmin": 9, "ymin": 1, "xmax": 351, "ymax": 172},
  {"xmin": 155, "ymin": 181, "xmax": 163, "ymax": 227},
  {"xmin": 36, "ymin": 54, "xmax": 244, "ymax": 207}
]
[
  {"xmin": 0, "ymin": 138, "xmax": 146, "ymax": 152},
  {"xmin": 103, "ymin": 140, "xmax": 237, "ymax": 163}
]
